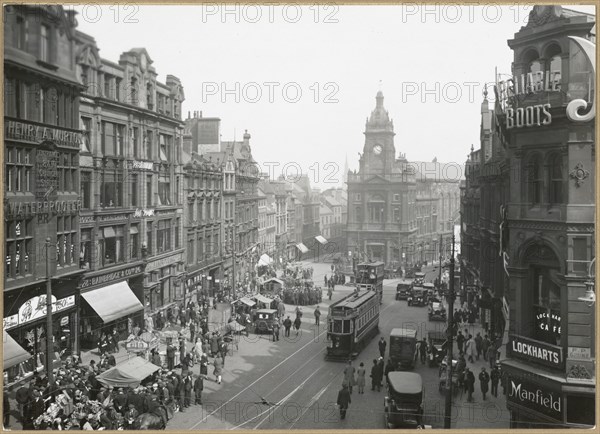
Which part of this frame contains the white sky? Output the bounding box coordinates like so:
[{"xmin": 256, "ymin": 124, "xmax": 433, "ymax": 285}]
[{"xmin": 73, "ymin": 4, "xmax": 596, "ymax": 188}]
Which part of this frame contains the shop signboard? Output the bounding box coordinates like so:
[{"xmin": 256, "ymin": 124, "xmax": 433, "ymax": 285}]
[
  {"xmin": 507, "ymin": 334, "xmax": 564, "ymax": 370},
  {"xmin": 145, "ymin": 252, "xmax": 184, "ymax": 273},
  {"xmin": 5, "ymin": 295, "xmax": 76, "ymax": 331},
  {"xmin": 567, "ymin": 346, "xmax": 591, "ymax": 361},
  {"xmin": 5, "ymin": 119, "xmax": 82, "ymax": 149},
  {"xmin": 507, "ymin": 375, "xmax": 562, "ymax": 421},
  {"xmin": 80, "ymin": 264, "xmax": 143, "ymax": 289}
]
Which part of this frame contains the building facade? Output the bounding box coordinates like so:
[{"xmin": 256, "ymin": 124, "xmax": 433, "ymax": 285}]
[
  {"xmin": 492, "ymin": 6, "xmax": 595, "ymax": 428},
  {"xmin": 75, "ymin": 35, "xmax": 186, "ymax": 348},
  {"xmin": 4, "ymin": 5, "xmax": 83, "ymax": 385}
]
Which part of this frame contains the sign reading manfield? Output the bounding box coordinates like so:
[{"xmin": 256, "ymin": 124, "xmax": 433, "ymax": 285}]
[
  {"xmin": 507, "ymin": 376, "xmax": 562, "ymax": 421},
  {"xmin": 507, "ymin": 334, "xmax": 564, "ymax": 370}
]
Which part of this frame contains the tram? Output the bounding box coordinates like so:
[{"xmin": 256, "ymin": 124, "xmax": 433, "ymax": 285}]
[
  {"xmin": 325, "ymin": 289, "xmax": 380, "ymax": 361},
  {"xmin": 355, "ymin": 261, "xmax": 384, "ymax": 304}
]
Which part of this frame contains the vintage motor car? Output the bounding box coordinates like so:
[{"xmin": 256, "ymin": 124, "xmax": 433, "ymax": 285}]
[
  {"xmin": 253, "ymin": 309, "xmax": 279, "ymax": 334},
  {"xmin": 389, "ymin": 328, "xmax": 417, "ymax": 370},
  {"xmin": 412, "ymin": 272, "xmax": 426, "ymax": 286},
  {"xmin": 428, "ymin": 298, "xmax": 446, "ymax": 321},
  {"xmin": 407, "ymin": 287, "xmax": 427, "ymax": 307},
  {"xmin": 427, "ymin": 331, "xmax": 447, "ymax": 367},
  {"xmin": 422, "ymin": 282, "xmax": 435, "ymax": 298},
  {"xmin": 384, "ymin": 372, "xmax": 425, "ymax": 429},
  {"xmin": 395, "ymin": 280, "xmax": 413, "ymax": 301}
]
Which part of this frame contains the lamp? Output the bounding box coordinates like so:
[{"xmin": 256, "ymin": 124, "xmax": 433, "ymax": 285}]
[{"xmin": 578, "ymin": 258, "xmax": 596, "ymax": 307}]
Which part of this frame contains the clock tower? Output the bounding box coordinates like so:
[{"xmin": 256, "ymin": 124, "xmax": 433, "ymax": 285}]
[{"xmin": 360, "ymin": 91, "xmax": 396, "ymax": 176}]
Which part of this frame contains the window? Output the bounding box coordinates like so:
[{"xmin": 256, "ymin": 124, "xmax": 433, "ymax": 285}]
[
  {"xmin": 132, "ymin": 127, "xmax": 139, "ymax": 158},
  {"xmin": 157, "ymin": 220, "xmax": 171, "ymax": 253},
  {"xmin": 104, "ymin": 75, "xmax": 111, "ymax": 99},
  {"xmin": 130, "ymin": 174, "xmax": 138, "ymax": 207},
  {"xmin": 187, "ymin": 238, "xmax": 194, "ymax": 264},
  {"xmin": 80, "ymin": 229, "xmax": 92, "ymax": 269},
  {"xmin": 572, "ymin": 238, "xmax": 588, "ymax": 274},
  {"xmin": 101, "ymin": 172, "xmax": 123, "ymax": 208},
  {"xmin": 188, "ymin": 200, "xmax": 194, "ymax": 224},
  {"xmin": 5, "ymin": 219, "xmax": 33, "ymax": 278},
  {"xmin": 146, "ymin": 175, "xmax": 153, "ymax": 207},
  {"xmin": 159, "ymin": 135, "xmax": 168, "ymax": 161},
  {"xmin": 566, "ymin": 395, "xmax": 595, "ymax": 426},
  {"xmin": 58, "ymin": 152, "xmax": 76, "ymax": 193},
  {"xmin": 145, "ymin": 131, "xmax": 152, "ymax": 159},
  {"xmin": 394, "ymin": 207, "xmax": 401, "ymax": 222},
  {"xmin": 99, "ymin": 225, "xmax": 125, "ymax": 267},
  {"xmin": 102, "ymin": 122, "xmax": 115, "ymax": 155},
  {"xmin": 5, "ymin": 147, "xmax": 32, "ymax": 193},
  {"xmin": 549, "ymin": 154, "xmax": 563, "ymax": 204},
  {"xmin": 197, "ymin": 235, "xmax": 203, "ymax": 263},
  {"xmin": 355, "ymin": 193, "xmax": 361, "ymax": 201},
  {"xmin": 146, "ymin": 222, "xmax": 153, "ymax": 256},
  {"xmin": 116, "ymin": 124, "xmax": 125, "ymax": 155},
  {"xmin": 81, "ymin": 172, "xmax": 91, "ymax": 209},
  {"xmin": 174, "ymin": 218, "xmax": 180, "ymax": 249},
  {"xmin": 175, "ymin": 176, "xmax": 180, "ymax": 205},
  {"xmin": 129, "ymin": 225, "xmax": 139, "ymax": 259},
  {"xmin": 130, "ymin": 77, "xmax": 138, "ymax": 104},
  {"xmin": 40, "ymin": 24, "xmax": 50, "ymax": 62},
  {"xmin": 15, "ymin": 16, "xmax": 26, "ymax": 50},
  {"xmin": 394, "ymin": 194, "xmax": 399, "ymax": 201},
  {"xmin": 527, "ymin": 155, "xmax": 542, "ymax": 205},
  {"xmin": 158, "ymin": 176, "xmax": 171, "ymax": 206},
  {"xmin": 56, "ymin": 216, "xmax": 77, "ymax": 267},
  {"xmin": 146, "ymin": 83, "xmax": 153, "ymax": 110},
  {"xmin": 115, "ymin": 78, "xmax": 122, "ymax": 100},
  {"xmin": 532, "ymin": 266, "xmax": 561, "ymax": 345},
  {"xmin": 368, "ymin": 203, "xmax": 385, "ymax": 223},
  {"xmin": 81, "ymin": 117, "xmax": 91, "ymax": 152}
]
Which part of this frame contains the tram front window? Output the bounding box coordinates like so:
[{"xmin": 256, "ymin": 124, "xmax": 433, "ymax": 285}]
[
  {"xmin": 333, "ymin": 320, "xmax": 343, "ymax": 333},
  {"xmin": 343, "ymin": 320, "xmax": 351, "ymax": 333}
]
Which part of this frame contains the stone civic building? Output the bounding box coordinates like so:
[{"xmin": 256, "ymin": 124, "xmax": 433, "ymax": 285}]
[
  {"xmin": 346, "ymin": 92, "xmax": 461, "ymax": 268},
  {"xmin": 479, "ymin": 6, "xmax": 595, "ymax": 428},
  {"xmin": 75, "ymin": 33, "xmax": 185, "ymax": 348}
]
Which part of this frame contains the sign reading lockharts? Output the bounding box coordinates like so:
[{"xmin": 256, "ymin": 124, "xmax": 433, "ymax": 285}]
[
  {"xmin": 507, "ymin": 334, "xmax": 564, "ymax": 370},
  {"xmin": 507, "ymin": 376, "xmax": 562, "ymax": 421}
]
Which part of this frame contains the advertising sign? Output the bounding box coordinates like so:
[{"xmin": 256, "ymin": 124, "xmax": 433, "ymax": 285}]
[
  {"xmin": 507, "ymin": 375, "xmax": 562, "ymax": 421},
  {"xmin": 36, "ymin": 149, "xmax": 60, "ymax": 201},
  {"xmin": 507, "ymin": 334, "xmax": 564, "ymax": 370}
]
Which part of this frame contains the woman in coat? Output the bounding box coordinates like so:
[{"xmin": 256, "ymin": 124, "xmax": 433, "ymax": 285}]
[
  {"xmin": 200, "ymin": 353, "xmax": 209, "ymax": 378},
  {"xmin": 356, "ymin": 362, "xmax": 366, "ymax": 394},
  {"xmin": 342, "ymin": 361, "xmax": 356, "ymax": 394},
  {"xmin": 213, "ymin": 357, "xmax": 223, "ymax": 384},
  {"xmin": 464, "ymin": 335, "xmax": 476, "ymax": 363},
  {"xmin": 293, "ymin": 317, "xmax": 302, "ymax": 336},
  {"xmin": 464, "ymin": 368, "xmax": 475, "ymax": 402}
]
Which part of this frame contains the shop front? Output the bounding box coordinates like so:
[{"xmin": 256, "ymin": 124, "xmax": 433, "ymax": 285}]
[
  {"xmin": 502, "ymin": 334, "xmax": 595, "ymax": 428},
  {"xmin": 3, "ymin": 289, "xmax": 77, "ymax": 387},
  {"xmin": 78, "ymin": 264, "xmax": 145, "ymax": 350}
]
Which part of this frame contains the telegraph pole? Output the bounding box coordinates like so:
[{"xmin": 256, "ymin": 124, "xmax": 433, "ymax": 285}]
[
  {"xmin": 444, "ymin": 234, "xmax": 456, "ymax": 429},
  {"xmin": 438, "ymin": 233, "xmax": 443, "ymax": 289},
  {"xmin": 45, "ymin": 237, "xmax": 54, "ymax": 385}
]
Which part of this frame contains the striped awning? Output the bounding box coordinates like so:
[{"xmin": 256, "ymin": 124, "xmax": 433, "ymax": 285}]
[
  {"xmin": 315, "ymin": 235, "xmax": 328, "ymax": 245},
  {"xmin": 296, "ymin": 243, "xmax": 309, "ymax": 253}
]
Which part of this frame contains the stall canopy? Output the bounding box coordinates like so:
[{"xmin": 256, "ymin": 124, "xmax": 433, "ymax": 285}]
[
  {"xmin": 237, "ymin": 297, "xmax": 256, "ymax": 307},
  {"xmin": 253, "ymin": 294, "xmax": 273, "ymax": 305},
  {"xmin": 315, "ymin": 235, "xmax": 328, "ymax": 245},
  {"xmin": 3, "ymin": 331, "xmax": 32, "ymax": 370},
  {"xmin": 97, "ymin": 356, "xmax": 160, "ymax": 388},
  {"xmin": 227, "ymin": 321, "xmax": 246, "ymax": 333},
  {"xmin": 81, "ymin": 281, "xmax": 143, "ymax": 323},
  {"xmin": 264, "ymin": 278, "xmax": 284, "ymax": 286},
  {"xmin": 258, "ymin": 254, "xmax": 273, "ymax": 266},
  {"xmin": 296, "ymin": 243, "xmax": 309, "ymax": 254}
]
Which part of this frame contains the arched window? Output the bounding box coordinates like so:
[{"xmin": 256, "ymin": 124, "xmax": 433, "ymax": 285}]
[
  {"xmin": 526, "ymin": 155, "xmax": 543, "ymax": 204},
  {"xmin": 548, "ymin": 153, "xmax": 563, "ymax": 204},
  {"xmin": 544, "ymin": 43, "xmax": 562, "ymax": 91}
]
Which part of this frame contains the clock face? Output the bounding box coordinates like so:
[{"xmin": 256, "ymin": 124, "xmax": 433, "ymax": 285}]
[{"xmin": 373, "ymin": 145, "xmax": 383, "ymax": 155}]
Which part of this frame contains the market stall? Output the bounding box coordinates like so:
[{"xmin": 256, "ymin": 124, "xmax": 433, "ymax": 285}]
[{"xmin": 96, "ymin": 356, "xmax": 161, "ymax": 388}]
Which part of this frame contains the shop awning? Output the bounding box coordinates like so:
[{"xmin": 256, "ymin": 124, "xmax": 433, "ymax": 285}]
[
  {"xmin": 296, "ymin": 243, "xmax": 309, "ymax": 253},
  {"xmin": 315, "ymin": 235, "xmax": 328, "ymax": 245},
  {"xmin": 81, "ymin": 280, "xmax": 143, "ymax": 323},
  {"xmin": 237, "ymin": 297, "xmax": 256, "ymax": 307},
  {"xmin": 253, "ymin": 294, "xmax": 273, "ymax": 305},
  {"xmin": 258, "ymin": 254, "xmax": 273, "ymax": 266},
  {"xmin": 97, "ymin": 356, "xmax": 161, "ymax": 388},
  {"xmin": 3, "ymin": 331, "xmax": 32, "ymax": 370}
]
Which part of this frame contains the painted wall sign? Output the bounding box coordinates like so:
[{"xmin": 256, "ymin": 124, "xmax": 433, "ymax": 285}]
[
  {"xmin": 5, "ymin": 120, "xmax": 82, "ymax": 148},
  {"xmin": 80, "ymin": 265, "xmax": 143, "ymax": 289},
  {"xmin": 507, "ymin": 334, "xmax": 564, "ymax": 370},
  {"xmin": 145, "ymin": 252, "xmax": 184, "ymax": 272},
  {"xmin": 134, "ymin": 208, "xmax": 155, "ymax": 217},
  {"xmin": 36, "ymin": 149, "xmax": 60, "ymax": 201},
  {"xmin": 535, "ymin": 308, "xmax": 561, "ymax": 335},
  {"xmin": 5, "ymin": 295, "xmax": 75, "ymax": 330},
  {"xmin": 130, "ymin": 160, "xmax": 154, "ymax": 170},
  {"xmin": 567, "ymin": 346, "xmax": 591, "ymax": 361},
  {"xmin": 5, "ymin": 200, "xmax": 82, "ymax": 217}
]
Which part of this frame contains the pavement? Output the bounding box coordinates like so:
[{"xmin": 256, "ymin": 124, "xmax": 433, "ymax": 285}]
[{"xmin": 5, "ymin": 261, "xmax": 509, "ymax": 430}]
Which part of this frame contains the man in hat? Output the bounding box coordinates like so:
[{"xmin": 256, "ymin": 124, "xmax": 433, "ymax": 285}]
[
  {"xmin": 114, "ymin": 388, "xmax": 128, "ymax": 415},
  {"xmin": 336, "ymin": 384, "xmax": 351, "ymax": 420},
  {"xmin": 15, "ymin": 384, "xmax": 31, "ymax": 422},
  {"xmin": 184, "ymin": 373, "xmax": 193, "ymax": 408},
  {"xmin": 193, "ymin": 374, "xmax": 204, "ymax": 405},
  {"xmin": 125, "ymin": 403, "xmax": 139, "ymax": 430},
  {"xmin": 166, "ymin": 342, "xmax": 176, "ymax": 371}
]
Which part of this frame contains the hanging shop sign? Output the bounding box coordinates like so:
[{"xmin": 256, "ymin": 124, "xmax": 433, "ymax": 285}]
[
  {"xmin": 507, "ymin": 375, "xmax": 562, "ymax": 421},
  {"xmin": 5, "ymin": 200, "xmax": 82, "ymax": 218},
  {"xmin": 130, "ymin": 160, "xmax": 154, "ymax": 170},
  {"xmin": 134, "ymin": 208, "xmax": 155, "ymax": 217},
  {"xmin": 4, "ymin": 295, "xmax": 76, "ymax": 331},
  {"xmin": 507, "ymin": 334, "xmax": 564, "ymax": 370},
  {"xmin": 80, "ymin": 265, "xmax": 143, "ymax": 289},
  {"xmin": 145, "ymin": 252, "xmax": 184, "ymax": 272},
  {"xmin": 5, "ymin": 120, "xmax": 82, "ymax": 149}
]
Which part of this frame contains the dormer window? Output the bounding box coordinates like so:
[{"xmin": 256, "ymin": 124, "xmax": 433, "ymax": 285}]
[{"xmin": 147, "ymin": 83, "xmax": 153, "ymax": 110}]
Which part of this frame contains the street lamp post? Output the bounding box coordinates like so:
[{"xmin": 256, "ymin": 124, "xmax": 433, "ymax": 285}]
[
  {"xmin": 45, "ymin": 237, "xmax": 54, "ymax": 385},
  {"xmin": 438, "ymin": 233, "xmax": 443, "ymax": 288},
  {"xmin": 444, "ymin": 234, "xmax": 456, "ymax": 429}
]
